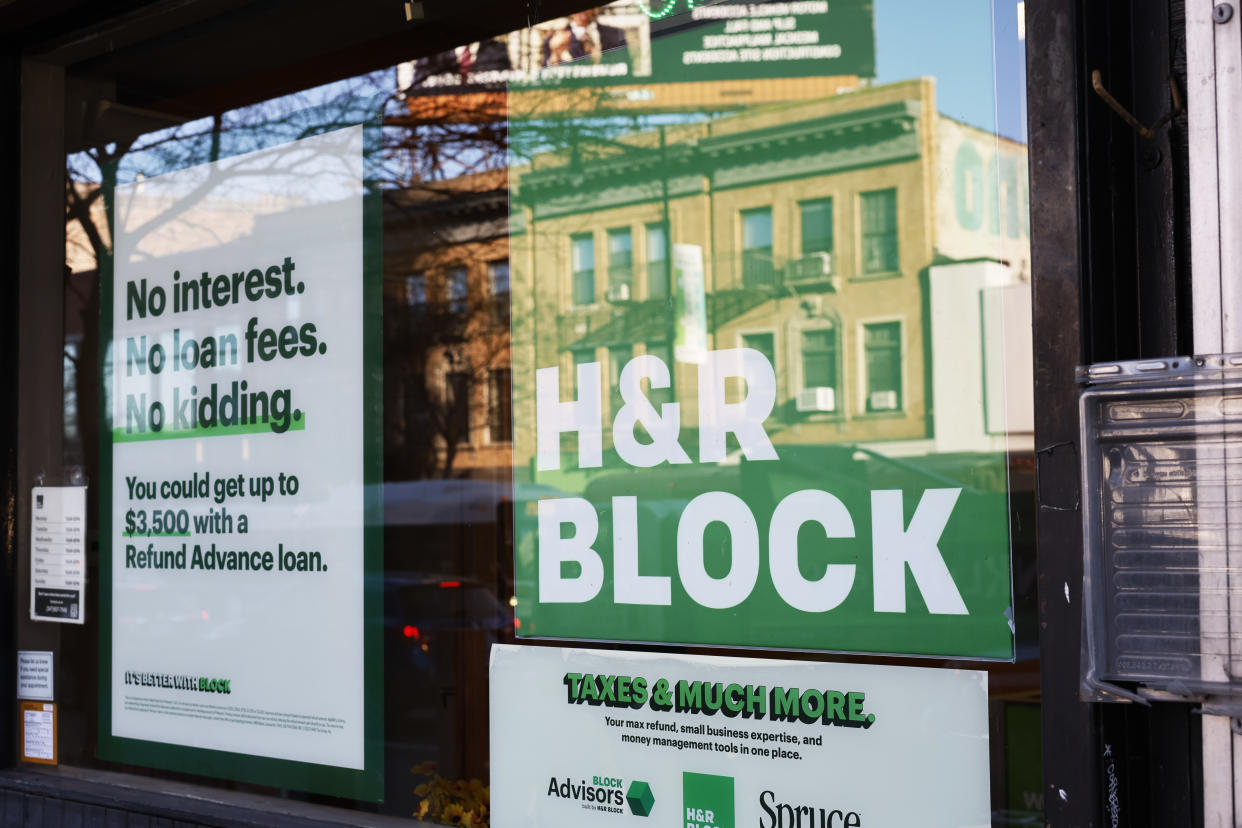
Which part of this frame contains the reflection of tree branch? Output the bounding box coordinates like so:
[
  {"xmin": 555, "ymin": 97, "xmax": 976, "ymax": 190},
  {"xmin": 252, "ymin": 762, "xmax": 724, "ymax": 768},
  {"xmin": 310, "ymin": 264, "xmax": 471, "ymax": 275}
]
[
  {"xmin": 66, "ymin": 173, "xmax": 111, "ymax": 264},
  {"xmin": 117, "ymin": 152, "xmax": 355, "ymax": 251}
]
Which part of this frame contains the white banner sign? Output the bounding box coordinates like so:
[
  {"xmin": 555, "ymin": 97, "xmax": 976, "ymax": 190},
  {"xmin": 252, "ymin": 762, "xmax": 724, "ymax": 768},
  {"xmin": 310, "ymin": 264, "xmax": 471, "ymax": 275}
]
[
  {"xmin": 491, "ymin": 645, "xmax": 990, "ymax": 827},
  {"xmin": 105, "ymin": 125, "xmax": 372, "ymax": 786}
]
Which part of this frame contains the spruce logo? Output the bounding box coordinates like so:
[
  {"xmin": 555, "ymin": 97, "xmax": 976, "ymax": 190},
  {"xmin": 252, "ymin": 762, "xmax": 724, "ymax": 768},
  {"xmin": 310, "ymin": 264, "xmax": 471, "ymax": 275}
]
[{"xmin": 683, "ymin": 772, "xmax": 734, "ymax": 828}]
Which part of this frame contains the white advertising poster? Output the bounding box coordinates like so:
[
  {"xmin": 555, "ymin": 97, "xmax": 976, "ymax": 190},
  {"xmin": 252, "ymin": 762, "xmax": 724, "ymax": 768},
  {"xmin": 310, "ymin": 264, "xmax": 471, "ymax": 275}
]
[
  {"xmin": 30, "ymin": 486, "xmax": 87, "ymax": 623},
  {"xmin": 102, "ymin": 123, "xmax": 380, "ymax": 799},
  {"xmin": 491, "ymin": 645, "xmax": 990, "ymax": 828}
]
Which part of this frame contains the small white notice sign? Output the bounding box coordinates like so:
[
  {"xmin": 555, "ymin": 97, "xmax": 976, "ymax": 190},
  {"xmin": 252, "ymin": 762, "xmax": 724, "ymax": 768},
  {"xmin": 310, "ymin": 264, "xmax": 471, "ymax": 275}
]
[
  {"xmin": 17, "ymin": 651, "xmax": 53, "ymax": 700},
  {"xmin": 30, "ymin": 486, "xmax": 87, "ymax": 624}
]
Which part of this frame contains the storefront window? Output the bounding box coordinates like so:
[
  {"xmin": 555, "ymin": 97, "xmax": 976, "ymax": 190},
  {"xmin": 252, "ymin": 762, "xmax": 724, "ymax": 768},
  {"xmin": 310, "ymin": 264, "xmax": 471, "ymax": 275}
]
[{"xmin": 17, "ymin": 0, "xmax": 1039, "ymax": 824}]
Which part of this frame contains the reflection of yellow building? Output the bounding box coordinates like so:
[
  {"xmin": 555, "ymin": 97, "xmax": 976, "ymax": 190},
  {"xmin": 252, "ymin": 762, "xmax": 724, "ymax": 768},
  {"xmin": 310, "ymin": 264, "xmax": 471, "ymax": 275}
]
[{"xmin": 510, "ymin": 78, "xmax": 1031, "ymax": 469}]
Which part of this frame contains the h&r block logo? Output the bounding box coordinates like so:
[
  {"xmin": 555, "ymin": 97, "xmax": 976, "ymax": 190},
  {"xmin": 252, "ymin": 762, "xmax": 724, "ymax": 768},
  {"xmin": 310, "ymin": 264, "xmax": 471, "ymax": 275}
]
[{"xmin": 683, "ymin": 772, "xmax": 734, "ymax": 828}]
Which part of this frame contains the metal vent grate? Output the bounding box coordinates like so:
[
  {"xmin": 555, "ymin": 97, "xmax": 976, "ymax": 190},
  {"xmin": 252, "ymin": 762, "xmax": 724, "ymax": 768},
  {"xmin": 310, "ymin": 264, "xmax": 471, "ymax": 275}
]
[{"xmin": 1080, "ymin": 355, "xmax": 1242, "ymax": 698}]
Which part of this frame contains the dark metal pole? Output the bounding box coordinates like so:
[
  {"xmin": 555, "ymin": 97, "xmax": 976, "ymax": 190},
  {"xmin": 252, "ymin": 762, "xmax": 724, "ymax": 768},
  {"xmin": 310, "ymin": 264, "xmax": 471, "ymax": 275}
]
[
  {"xmin": 1026, "ymin": 0, "xmax": 1104, "ymax": 823},
  {"xmin": 0, "ymin": 49, "xmax": 20, "ymax": 770}
]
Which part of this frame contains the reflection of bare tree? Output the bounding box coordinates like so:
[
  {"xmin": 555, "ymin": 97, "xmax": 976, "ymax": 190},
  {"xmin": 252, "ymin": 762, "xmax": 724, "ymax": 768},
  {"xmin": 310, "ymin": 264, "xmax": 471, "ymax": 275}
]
[
  {"xmin": 62, "ymin": 68, "xmax": 675, "ymax": 488},
  {"xmin": 382, "ymin": 174, "xmax": 511, "ymax": 481},
  {"xmin": 62, "ymin": 74, "xmax": 517, "ymax": 478}
]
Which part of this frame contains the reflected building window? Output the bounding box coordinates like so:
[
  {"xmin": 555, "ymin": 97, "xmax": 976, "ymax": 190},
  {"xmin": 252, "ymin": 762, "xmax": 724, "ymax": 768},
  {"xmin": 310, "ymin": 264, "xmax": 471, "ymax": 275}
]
[
  {"xmin": 863, "ymin": 321, "xmax": 902, "ymax": 412},
  {"xmin": 800, "ymin": 198, "xmax": 834, "ymax": 257},
  {"xmin": 798, "ymin": 328, "xmax": 839, "ymax": 413},
  {"xmin": 446, "ymin": 371, "xmax": 471, "ymax": 441},
  {"xmin": 448, "ymin": 267, "xmax": 468, "ymax": 314},
  {"xmin": 488, "ymin": 368, "xmax": 512, "ymax": 443},
  {"xmin": 860, "ymin": 188, "xmax": 899, "ymax": 273},
  {"xmin": 646, "ymin": 223, "xmax": 668, "ymax": 300},
  {"xmin": 571, "ymin": 233, "xmax": 595, "ymax": 306},
  {"xmin": 405, "ymin": 272, "xmax": 427, "ymax": 308},
  {"xmin": 742, "ymin": 332, "xmax": 776, "ymax": 373},
  {"xmin": 609, "ymin": 344, "xmax": 631, "ymax": 417},
  {"xmin": 742, "ymin": 207, "xmax": 774, "ymax": 288},
  {"xmin": 570, "ymin": 346, "xmax": 596, "ymax": 401},
  {"xmin": 646, "ymin": 342, "xmax": 673, "ymax": 408},
  {"xmin": 607, "ymin": 227, "xmax": 633, "ymax": 302},
  {"xmin": 64, "ymin": 340, "xmax": 80, "ymax": 446},
  {"xmin": 489, "ymin": 259, "xmax": 510, "ymax": 324}
]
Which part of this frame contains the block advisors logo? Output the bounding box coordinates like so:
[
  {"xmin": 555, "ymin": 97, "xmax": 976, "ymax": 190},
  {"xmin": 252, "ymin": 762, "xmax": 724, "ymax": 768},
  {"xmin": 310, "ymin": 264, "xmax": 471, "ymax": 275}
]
[
  {"xmin": 547, "ymin": 775, "xmax": 654, "ymax": 817},
  {"xmin": 683, "ymin": 772, "xmax": 734, "ymax": 828}
]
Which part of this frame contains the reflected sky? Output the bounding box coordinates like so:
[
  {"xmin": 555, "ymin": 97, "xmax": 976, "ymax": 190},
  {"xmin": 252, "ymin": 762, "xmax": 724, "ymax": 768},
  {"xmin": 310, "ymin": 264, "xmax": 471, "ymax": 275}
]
[{"xmin": 876, "ymin": 0, "xmax": 1026, "ymax": 141}]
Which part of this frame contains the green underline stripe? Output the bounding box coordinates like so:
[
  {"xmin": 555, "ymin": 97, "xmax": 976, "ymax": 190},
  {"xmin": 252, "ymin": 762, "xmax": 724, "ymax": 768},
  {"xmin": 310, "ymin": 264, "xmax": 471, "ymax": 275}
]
[{"xmin": 112, "ymin": 417, "xmax": 306, "ymax": 443}]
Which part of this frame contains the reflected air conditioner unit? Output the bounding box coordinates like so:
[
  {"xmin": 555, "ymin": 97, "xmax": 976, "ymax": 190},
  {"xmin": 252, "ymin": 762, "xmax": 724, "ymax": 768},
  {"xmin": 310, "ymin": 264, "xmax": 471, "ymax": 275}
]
[
  {"xmin": 787, "ymin": 252, "xmax": 837, "ymax": 289},
  {"xmin": 796, "ymin": 386, "xmax": 836, "ymax": 413},
  {"xmin": 869, "ymin": 390, "xmax": 899, "ymax": 411},
  {"xmin": 606, "ymin": 283, "xmax": 632, "ymax": 303}
]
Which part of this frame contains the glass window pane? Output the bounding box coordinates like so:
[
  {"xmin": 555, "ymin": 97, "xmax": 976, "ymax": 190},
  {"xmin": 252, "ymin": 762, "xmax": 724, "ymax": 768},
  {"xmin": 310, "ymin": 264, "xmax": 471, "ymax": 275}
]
[
  {"xmin": 448, "ymin": 267, "xmax": 468, "ymax": 314},
  {"xmin": 405, "ymin": 272, "xmax": 426, "ymax": 307},
  {"xmin": 801, "ymin": 328, "xmax": 838, "ymax": 390},
  {"xmin": 861, "ymin": 188, "xmax": 899, "ymax": 273},
  {"xmin": 864, "ymin": 321, "xmax": 902, "ymax": 410},
  {"xmin": 742, "ymin": 332, "xmax": 776, "ymax": 370},
  {"xmin": 489, "ymin": 367, "xmax": 512, "ymax": 443},
  {"xmin": 489, "ymin": 259, "xmax": 510, "ymax": 297},
  {"xmin": 646, "ymin": 223, "xmax": 668, "ymax": 300},
  {"xmin": 571, "ymin": 233, "xmax": 595, "ymax": 305},
  {"xmin": 742, "ymin": 207, "xmax": 774, "ymax": 288},
  {"xmin": 40, "ymin": 0, "xmax": 1035, "ymax": 819},
  {"xmin": 446, "ymin": 371, "xmax": 471, "ymax": 439},
  {"xmin": 607, "ymin": 227, "xmax": 633, "ymax": 297},
  {"xmin": 609, "ymin": 345, "xmax": 630, "ymax": 413},
  {"xmin": 800, "ymin": 198, "xmax": 833, "ymax": 255},
  {"xmin": 489, "ymin": 259, "xmax": 510, "ymax": 324}
]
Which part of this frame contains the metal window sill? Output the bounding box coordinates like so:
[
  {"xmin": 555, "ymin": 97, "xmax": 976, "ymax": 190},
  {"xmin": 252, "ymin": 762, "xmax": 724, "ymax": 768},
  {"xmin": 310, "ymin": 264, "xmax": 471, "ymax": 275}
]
[{"xmin": 0, "ymin": 766, "xmax": 432, "ymax": 828}]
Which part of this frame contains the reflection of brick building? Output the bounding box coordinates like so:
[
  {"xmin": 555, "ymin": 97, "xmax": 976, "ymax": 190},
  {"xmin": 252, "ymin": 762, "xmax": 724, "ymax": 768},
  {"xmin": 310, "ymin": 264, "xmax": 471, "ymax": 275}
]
[
  {"xmin": 382, "ymin": 170, "xmax": 513, "ymax": 483},
  {"xmin": 509, "ymin": 78, "xmax": 1031, "ymax": 472},
  {"xmin": 380, "ymin": 171, "xmax": 517, "ymax": 786}
]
